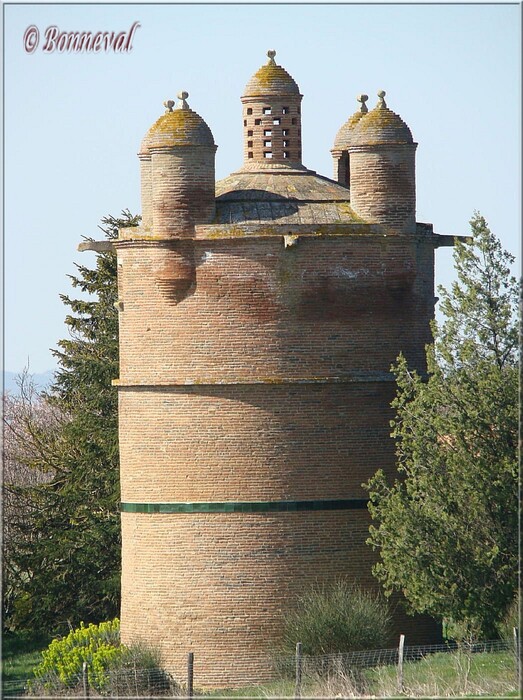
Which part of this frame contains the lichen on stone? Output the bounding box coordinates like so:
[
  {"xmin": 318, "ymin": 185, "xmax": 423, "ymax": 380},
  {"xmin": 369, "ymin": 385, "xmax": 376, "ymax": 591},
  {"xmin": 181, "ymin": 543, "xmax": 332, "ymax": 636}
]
[
  {"xmin": 142, "ymin": 109, "xmax": 215, "ymax": 150},
  {"xmin": 243, "ymin": 63, "xmax": 300, "ymax": 97},
  {"xmin": 350, "ymin": 105, "xmax": 413, "ymax": 146}
]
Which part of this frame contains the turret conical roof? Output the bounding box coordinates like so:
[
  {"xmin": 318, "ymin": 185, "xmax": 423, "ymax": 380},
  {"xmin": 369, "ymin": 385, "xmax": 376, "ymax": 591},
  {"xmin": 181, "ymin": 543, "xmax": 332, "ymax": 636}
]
[
  {"xmin": 351, "ymin": 91, "xmax": 413, "ymax": 147},
  {"xmin": 243, "ymin": 50, "xmax": 301, "ymax": 98},
  {"xmin": 139, "ymin": 93, "xmax": 215, "ymax": 154},
  {"xmin": 333, "ymin": 95, "xmax": 370, "ymax": 150}
]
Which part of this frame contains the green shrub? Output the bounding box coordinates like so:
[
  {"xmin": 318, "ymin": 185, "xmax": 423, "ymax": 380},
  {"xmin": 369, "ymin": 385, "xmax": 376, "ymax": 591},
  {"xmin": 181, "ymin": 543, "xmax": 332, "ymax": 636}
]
[
  {"xmin": 442, "ymin": 618, "xmax": 478, "ymax": 643},
  {"xmin": 31, "ymin": 618, "xmax": 122, "ymax": 692},
  {"xmin": 281, "ymin": 580, "xmax": 393, "ymax": 656},
  {"xmin": 443, "ymin": 595, "xmax": 520, "ymax": 644},
  {"xmin": 106, "ymin": 642, "xmax": 173, "ymax": 696},
  {"xmin": 29, "ymin": 618, "xmax": 173, "ymax": 696},
  {"xmin": 497, "ymin": 595, "xmax": 519, "ymax": 642}
]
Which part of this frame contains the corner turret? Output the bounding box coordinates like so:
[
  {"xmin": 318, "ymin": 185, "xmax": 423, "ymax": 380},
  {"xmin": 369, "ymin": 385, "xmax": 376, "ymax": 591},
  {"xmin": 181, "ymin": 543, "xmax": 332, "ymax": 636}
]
[
  {"xmin": 331, "ymin": 94, "xmax": 368, "ymax": 187},
  {"xmin": 345, "ymin": 91, "xmax": 417, "ymax": 232},
  {"xmin": 139, "ymin": 93, "xmax": 217, "ymax": 237}
]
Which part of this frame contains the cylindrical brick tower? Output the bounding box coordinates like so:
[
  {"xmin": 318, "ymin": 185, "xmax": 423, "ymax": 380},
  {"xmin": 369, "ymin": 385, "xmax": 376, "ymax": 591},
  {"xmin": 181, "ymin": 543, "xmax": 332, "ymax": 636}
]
[
  {"xmin": 348, "ymin": 90, "xmax": 417, "ymax": 233},
  {"xmin": 241, "ymin": 49, "xmax": 303, "ymax": 168},
  {"xmin": 331, "ymin": 94, "xmax": 368, "ymax": 187},
  {"xmin": 116, "ymin": 53, "xmax": 444, "ymax": 690},
  {"xmin": 137, "ymin": 144, "xmax": 153, "ymax": 229}
]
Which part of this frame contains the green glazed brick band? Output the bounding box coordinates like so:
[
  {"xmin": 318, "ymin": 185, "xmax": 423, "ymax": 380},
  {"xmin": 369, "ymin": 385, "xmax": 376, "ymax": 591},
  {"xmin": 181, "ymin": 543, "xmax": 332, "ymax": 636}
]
[{"xmin": 121, "ymin": 499, "xmax": 369, "ymax": 514}]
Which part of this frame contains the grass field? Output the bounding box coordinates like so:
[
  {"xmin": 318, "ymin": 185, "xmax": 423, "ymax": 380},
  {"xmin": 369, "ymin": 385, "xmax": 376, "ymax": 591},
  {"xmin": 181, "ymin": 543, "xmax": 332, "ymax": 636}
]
[
  {"xmin": 1, "ymin": 630, "xmax": 519, "ymax": 698},
  {"xmin": 202, "ymin": 649, "xmax": 520, "ymax": 698},
  {"xmin": 1, "ymin": 631, "xmax": 50, "ymax": 696},
  {"xmin": 365, "ymin": 650, "xmax": 519, "ymax": 698}
]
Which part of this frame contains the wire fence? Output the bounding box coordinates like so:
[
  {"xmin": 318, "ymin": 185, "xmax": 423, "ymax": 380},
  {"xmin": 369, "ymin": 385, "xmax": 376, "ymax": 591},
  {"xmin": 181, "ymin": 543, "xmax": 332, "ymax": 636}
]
[
  {"xmin": 3, "ymin": 666, "xmax": 177, "ymax": 698},
  {"xmin": 3, "ymin": 637, "xmax": 520, "ymax": 698}
]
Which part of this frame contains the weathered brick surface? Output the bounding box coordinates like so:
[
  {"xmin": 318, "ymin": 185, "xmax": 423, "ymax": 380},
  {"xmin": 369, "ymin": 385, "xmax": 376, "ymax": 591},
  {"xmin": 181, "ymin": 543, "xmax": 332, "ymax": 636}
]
[
  {"xmin": 115, "ymin": 235, "xmax": 434, "ymax": 385},
  {"xmin": 118, "ymin": 382, "xmax": 396, "ymax": 503},
  {"xmin": 150, "ymin": 147, "xmax": 216, "ymax": 236},
  {"xmin": 349, "ymin": 146, "xmax": 417, "ymax": 233},
  {"xmin": 120, "ymin": 512, "xmax": 439, "ymax": 687},
  {"xmin": 138, "ymin": 155, "xmax": 153, "ymax": 229},
  {"xmin": 241, "ymin": 96, "xmax": 302, "ymax": 167},
  {"xmin": 240, "ymin": 54, "xmax": 303, "ymax": 168},
  {"xmin": 116, "ymin": 53, "xmax": 444, "ymax": 689},
  {"xmin": 116, "ymin": 230, "xmax": 438, "ymax": 686}
]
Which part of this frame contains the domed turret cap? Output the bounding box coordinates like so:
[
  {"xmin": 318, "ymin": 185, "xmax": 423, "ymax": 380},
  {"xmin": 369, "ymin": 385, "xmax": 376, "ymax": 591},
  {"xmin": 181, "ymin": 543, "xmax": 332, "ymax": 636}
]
[
  {"xmin": 351, "ymin": 91, "xmax": 413, "ymax": 146},
  {"xmin": 333, "ymin": 95, "xmax": 369, "ymax": 150},
  {"xmin": 139, "ymin": 92, "xmax": 215, "ymax": 154},
  {"xmin": 243, "ymin": 50, "xmax": 301, "ymax": 97}
]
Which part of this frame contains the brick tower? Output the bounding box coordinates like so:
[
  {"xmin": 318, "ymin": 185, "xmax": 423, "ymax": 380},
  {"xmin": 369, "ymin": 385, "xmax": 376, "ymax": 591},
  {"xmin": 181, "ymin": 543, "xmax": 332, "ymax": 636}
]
[{"xmin": 108, "ymin": 51, "xmax": 453, "ymax": 688}]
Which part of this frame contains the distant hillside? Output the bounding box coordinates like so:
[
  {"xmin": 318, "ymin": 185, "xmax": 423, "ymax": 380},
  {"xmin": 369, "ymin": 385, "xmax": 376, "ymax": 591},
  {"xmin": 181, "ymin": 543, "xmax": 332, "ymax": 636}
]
[{"xmin": 4, "ymin": 370, "xmax": 55, "ymax": 395}]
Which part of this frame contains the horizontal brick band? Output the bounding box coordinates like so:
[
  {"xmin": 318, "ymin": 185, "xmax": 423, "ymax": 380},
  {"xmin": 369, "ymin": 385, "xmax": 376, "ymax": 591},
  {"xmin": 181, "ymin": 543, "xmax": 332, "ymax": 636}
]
[
  {"xmin": 121, "ymin": 499, "xmax": 369, "ymax": 514},
  {"xmin": 113, "ymin": 373, "xmax": 395, "ymax": 387}
]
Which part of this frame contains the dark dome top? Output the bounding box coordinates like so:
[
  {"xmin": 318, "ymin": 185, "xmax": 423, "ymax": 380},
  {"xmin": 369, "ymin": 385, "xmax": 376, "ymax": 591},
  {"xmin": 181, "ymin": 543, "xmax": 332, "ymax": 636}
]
[
  {"xmin": 139, "ymin": 93, "xmax": 215, "ymax": 154},
  {"xmin": 243, "ymin": 50, "xmax": 301, "ymax": 98},
  {"xmin": 351, "ymin": 91, "xmax": 413, "ymax": 146}
]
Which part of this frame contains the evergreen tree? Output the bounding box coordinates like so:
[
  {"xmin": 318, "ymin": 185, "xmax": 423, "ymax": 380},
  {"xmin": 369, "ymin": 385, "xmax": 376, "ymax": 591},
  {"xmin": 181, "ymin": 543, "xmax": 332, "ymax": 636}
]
[
  {"xmin": 364, "ymin": 214, "xmax": 518, "ymax": 640},
  {"xmin": 4, "ymin": 211, "xmax": 139, "ymax": 633}
]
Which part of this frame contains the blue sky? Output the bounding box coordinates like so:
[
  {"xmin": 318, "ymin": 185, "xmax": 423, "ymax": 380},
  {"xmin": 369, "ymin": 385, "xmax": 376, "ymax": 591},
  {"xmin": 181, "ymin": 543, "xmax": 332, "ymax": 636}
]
[{"xmin": 4, "ymin": 2, "xmax": 521, "ymax": 374}]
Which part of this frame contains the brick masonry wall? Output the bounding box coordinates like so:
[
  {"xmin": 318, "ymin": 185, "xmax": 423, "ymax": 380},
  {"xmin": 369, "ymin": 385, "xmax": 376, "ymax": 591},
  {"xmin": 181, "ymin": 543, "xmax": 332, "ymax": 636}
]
[
  {"xmin": 118, "ymin": 382, "xmax": 396, "ymax": 504},
  {"xmin": 139, "ymin": 155, "xmax": 153, "ymax": 229},
  {"xmin": 150, "ymin": 147, "xmax": 216, "ymax": 236},
  {"xmin": 115, "ymin": 235, "xmax": 434, "ymax": 384},
  {"xmin": 120, "ymin": 511, "xmax": 439, "ymax": 687},
  {"xmin": 116, "ymin": 230, "xmax": 438, "ymax": 687},
  {"xmin": 241, "ymin": 95, "xmax": 302, "ymax": 165},
  {"xmin": 331, "ymin": 149, "xmax": 349, "ymax": 186},
  {"xmin": 349, "ymin": 147, "xmax": 416, "ymax": 233}
]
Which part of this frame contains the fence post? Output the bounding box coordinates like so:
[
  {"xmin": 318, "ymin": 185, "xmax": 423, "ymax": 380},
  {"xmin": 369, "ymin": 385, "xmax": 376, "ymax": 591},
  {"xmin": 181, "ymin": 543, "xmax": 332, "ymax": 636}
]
[
  {"xmin": 295, "ymin": 642, "xmax": 302, "ymax": 699},
  {"xmin": 82, "ymin": 661, "xmax": 89, "ymax": 699},
  {"xmin": 397, "ymin": 634, "xmax": 405, "ymax": 694},
  {"xmin": 187, "ymin": 652, "xmax": 194, "ymax": 699},
  {"xmin": 514, "ymin": 627, "xmax": 521, "ymax": 685}
]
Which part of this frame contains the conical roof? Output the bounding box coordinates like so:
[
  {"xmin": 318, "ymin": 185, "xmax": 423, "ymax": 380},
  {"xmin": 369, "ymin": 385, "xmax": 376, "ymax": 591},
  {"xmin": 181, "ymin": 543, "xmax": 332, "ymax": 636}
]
[
  {"xmin": 243, "ymin": 50, "xmax": 301, "ymax": 98},
  {"xmin": 139, "ymin": 93, "xmax": 215, "ymax": 154},
  {"xmin": 351, "ymin": 91, "xmax": 413, "ymax": 147}
]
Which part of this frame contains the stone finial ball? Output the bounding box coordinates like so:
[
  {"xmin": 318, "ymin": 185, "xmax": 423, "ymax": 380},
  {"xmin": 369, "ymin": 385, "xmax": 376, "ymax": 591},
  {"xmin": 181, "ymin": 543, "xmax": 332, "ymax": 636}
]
[
  {"xmin": 163, "ymin": 99, "xmax": 175, "ymax": 112},
  {"xmin": 267, "ymin": 50, "xmax": 276, "ymax": 59},
  {"xmin": 357, "ymin": 94, "xmax": 369, "ymax": 103},
  {"xmin": 377, "ymin": 90, "xmax": 386, "ymax": 98},
  {"xmin": 178, "ymin": 91, "xmax": 189, "ymax": 100}
]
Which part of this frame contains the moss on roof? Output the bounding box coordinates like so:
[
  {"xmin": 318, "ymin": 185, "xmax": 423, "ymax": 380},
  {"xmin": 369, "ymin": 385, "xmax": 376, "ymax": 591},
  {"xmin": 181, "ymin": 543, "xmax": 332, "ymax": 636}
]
[
  {"xmin": 243, "ymin": 63, "xmax": 301, "ymax": 97},
  {"xmin": 351, "ymin": 105, "xmax": 413, "ymax": 146},
  {"xmin": 333, "ymin": 111, "xmax": 367, "ymax": 150},
  {"xmin": 140, "ymin": 108, "xmax": 215, "ymax": 153}
]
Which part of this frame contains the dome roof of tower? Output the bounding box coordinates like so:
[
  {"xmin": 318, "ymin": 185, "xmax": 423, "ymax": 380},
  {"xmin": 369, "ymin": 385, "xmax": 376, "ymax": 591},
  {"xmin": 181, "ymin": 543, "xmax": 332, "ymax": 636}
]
[
  {"xmin": 351, "ymin": 91, "xmax": 413, "ymax": 146},
  {"xmin": 243, "ymin": 50, "xmax": 301, "ymax": 98},
  {"xmin": 333, "ymin": 112, "xmax": 365, "ymax": 150},
  {"xmin": 215, "ymin": 168, "xmax": 367, "ymax": 225},
  {"xmin": 139, "ymin": 93, "xmax": 215, "ymax": 154},
  {"xmin": 333, "ymin": 95, "xmax": 370, "ymax": 150}
]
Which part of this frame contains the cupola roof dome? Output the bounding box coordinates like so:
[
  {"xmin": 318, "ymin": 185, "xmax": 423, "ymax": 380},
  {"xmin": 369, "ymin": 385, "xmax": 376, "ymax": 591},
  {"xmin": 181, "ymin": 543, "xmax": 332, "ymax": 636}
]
[
  {"xmin": 139, "ymin": 93, "xmax": 215, "ymax": 154},
  {"xmin": 351, "ymin": 91, "xmax": 413, "ymax": 147},
  {"xmin": 333, "ymin": 95, "xmax": 369, "ymax": 150},
  {"xmin": 243, "ymin": 50, "xmax": 301, "ymax": 98}
]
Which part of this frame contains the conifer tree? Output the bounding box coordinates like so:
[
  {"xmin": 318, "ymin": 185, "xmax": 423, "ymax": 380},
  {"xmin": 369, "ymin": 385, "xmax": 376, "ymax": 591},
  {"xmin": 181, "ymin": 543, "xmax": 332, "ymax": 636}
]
[
  {"xmin": 4, "ymin": 211, "xmax": 139, "ymax": 633},
  {"xmin": 364, "ymin": 213, "xmax": 518, "ymax": 640}
]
